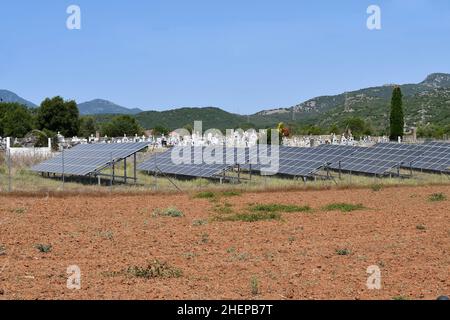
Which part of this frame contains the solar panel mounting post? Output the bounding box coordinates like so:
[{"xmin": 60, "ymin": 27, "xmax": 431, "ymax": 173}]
[
  {"xmin": 124, "ymin": 157, "xmax": 127, "ymax": 184},
  {"xmin": 61, "ymin": 148, "xmax": 65, "ymax": 191},
  {"xmin": 134, "ymin": 153, "xmax": 137, "ymax": 183},
  {"xmin": 7, "ymin": 149, "xmax": 11, "ymax": 193}
]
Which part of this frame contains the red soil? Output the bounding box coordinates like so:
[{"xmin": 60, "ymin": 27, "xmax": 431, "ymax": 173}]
[{"xmin": 0, "ymin": 185, "xmax": 449, "ymax": 300}]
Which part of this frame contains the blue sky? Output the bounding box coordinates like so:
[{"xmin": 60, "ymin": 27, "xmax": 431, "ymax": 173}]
[{"xmin": 1, "ymin": 0, "xmax": 450, "ymax": 114}]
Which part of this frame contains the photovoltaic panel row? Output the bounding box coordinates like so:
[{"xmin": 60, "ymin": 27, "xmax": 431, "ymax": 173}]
[
  {"xmin": 328, "ymin": 143, "xmax": 425, "ymax": 175},
  {"xmin": 409, "ymin": 142, "xmax": 450, "ymax": 172},
  {"xmin": 247, "ymin": 145, "xmax": 360, "ymax": 177},
  {"xmin": 137, "ymin": 147, "xmax": 235, "ymax": 178},
  {"xmin": 32, "ymin": 142, "xmax": 149, "ymax": 176}
]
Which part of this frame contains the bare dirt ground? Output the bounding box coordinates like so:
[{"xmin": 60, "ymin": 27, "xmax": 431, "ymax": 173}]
[{"xmin": 0, "ymin": 185, "xmax": 449, "ymax": 300}]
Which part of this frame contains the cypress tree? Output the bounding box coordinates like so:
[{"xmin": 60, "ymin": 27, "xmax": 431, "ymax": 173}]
[{"xmin": 389, "ymin": 86, "xmax": 404, "ymax": 141}]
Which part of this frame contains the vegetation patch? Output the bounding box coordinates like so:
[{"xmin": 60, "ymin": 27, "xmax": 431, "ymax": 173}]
[
  {"xmin": 35, "ymin": 244, "xmax": 52, "ymax": 253},
  {"xmin": 370, "ymin": 184, "xmax": 383, "ymax": 192},
  {"xmin": 222, "ymin": 191, "xmax": 242, "ymax": 197},
  {"xmin": 192, "ymin": 219, "xmax": 208, "ymax": 227},
  {"xmin": 335, "ymin": 248, "xmax": 351, "ymax": 256},
  {"xmin": 428, "ymin": 193, "xmax": 447, "ymax": 202},
  {"xmin": 0, "ymin": 245, "xmax": 6, "ymax": 256},
  {"xmin": 249, "ymin": 203, "xmax": 312, "ymax": 213},
  {"xmin": 152, "ymin": 207, "xmax": 184, "ymax": 218},
  {"xmin": 250, "ymin": 276, "xmax": 260, "ymax": 296},
  {"xmin": 323, "ymin": 203, "xmax": 365, "ymax": 212},
  {"xmin": 126, "ymin": 260, "xmax": 182, "ymax": 279},
  {"xmin": 213, "ymin": 202, "xmax": 234, "ymax": 214},
  {"xmin": 10, "ymin": 207, "xmax": 27, "ymax": 215},
  {"xmin": 416, "ymin": 224, "xmax": 426, "ymax": 231},
  {"xmin": 215, "ymin": 211, "xmax": 281, "ymax": 223},
  {"xmin": 194, "ymin": 191, "xmax": 216, "ymax": 199}
]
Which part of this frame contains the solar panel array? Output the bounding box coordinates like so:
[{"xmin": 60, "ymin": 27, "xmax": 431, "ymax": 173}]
[
  {"xmin": 247, "ymin": 145, "xmax": 359, "ymax": 176},
  {"xmin": 32, "ymin": 142, "xmax": 149, "ymax": 176},
  {"xmin": 33, "ymin": 141, "xmax": 450, "ymax": 180},
  {"xmin": 409, "ymin": 142, "xmax": 450, "ymax": 172},
  {"xmin": 138, "ymin": 145, "xmax": 360, "ymax": 178},
  {"xmin": 328, "ymin": 143, "xmax": 425, "ymax": 175},
  {"xmin": 137, "ymin": 147, "xmax": 243, "ymax": 178}
]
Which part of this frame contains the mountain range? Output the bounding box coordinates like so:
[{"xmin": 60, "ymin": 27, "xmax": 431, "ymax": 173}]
[{"xmin": 1, "ymin": 73, "xmax": 449, "ymax": 131}]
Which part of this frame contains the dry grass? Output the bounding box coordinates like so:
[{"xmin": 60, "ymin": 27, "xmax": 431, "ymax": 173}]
[{"xmin": 0, "ymin": 151, "xmax": 449, "ymax": 196}]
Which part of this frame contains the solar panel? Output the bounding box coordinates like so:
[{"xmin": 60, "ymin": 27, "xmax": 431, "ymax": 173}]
[
  {"xmin": 137, "ymin": 147, "xmax": 235, "ymax": 178},
  {"xmin": 246, "ymin": 145, "xmax": 359, "ymax": 177},
  {"xmin": 328, "ymin": 143, "xmax": 425, "ymax": 175},
  {"xmin": 409, "ymin": 142, "xmax": 450, "ymax": 172},
  {"xmin": 32, "ymin": 142, "xmax": 149, "ymax": 176}
]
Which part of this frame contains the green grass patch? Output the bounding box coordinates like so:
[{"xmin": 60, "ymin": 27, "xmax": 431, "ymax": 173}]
[
  {"xmin": 35, "ymin": 244, "xmax": 52, "ymax": 253},
  {"xmin": 215, "ymin": 211, "xmax": 281, "ymax": 222},
  {"xmin": 213, "ymin": 202, "xmax": 234, "ymax": 214},
  {"xmin": 249, "ymin": 203, "xmax": 312, "ymax": 213},
  {"xmin": 192, "ymin": 219, "xmax": 208, "ymax": 226},
  {"xmin": 126, "ymin": 260, "xmax": 182, "ymax": 279},
  {"xmin": 370, "ymin": 184, "xmax": 383, "ymax": 192},
  {"xmin": 250, "ymin": 276, "xmax": 260, "ymax": 296},
  {"xmin": 335, "ymin": 248, "xmax": 351, "ymax": 256},
  {"xmin": 153, "ymin": 207, "xmax": 184, "ymax": 218},
  {"xmin": 428, "ymin": 193, "xmax": 447, "ymax": 202},
  {"xmin": 194, "ymin": 191, "xmax": 216, "ymax": 199},
  {"xmin": 323, "ymin": 203, "xmax": 365, "ymax": 212},
  {"xmin": 222, "ymin": 191, "xmax": 242, "ymax": 197}
]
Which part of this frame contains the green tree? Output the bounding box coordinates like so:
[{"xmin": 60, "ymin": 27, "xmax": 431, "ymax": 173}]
[
  {"xmin": 389, "ymin": 86, "xmax": 404, "ymax": 141},
  {"xmin": 342, "ymin": 117, "xmax": 372, "ymax": 138},
  {"xmin": 101, "ymin": 115, "xmax": 144, "ymax": 137},
  {"xmin": 79, "ymin": 116, "xmax": 97, "ymax": 138},
  {"xmin": 152, "ymin": 125, "xmax": 170, "ymax": 136},
  {"xmin": 0, "ymin": 103, "xmax": 34, "ymax": 137},
  {"xmin": 37, "ymin": 96, "xmax": 80, "ymax": 137}
]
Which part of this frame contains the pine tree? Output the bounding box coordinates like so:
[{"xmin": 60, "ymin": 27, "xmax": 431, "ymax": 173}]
[{"xmin": 389, "ymin": 86, "xmax": 404, "ymax": 141}]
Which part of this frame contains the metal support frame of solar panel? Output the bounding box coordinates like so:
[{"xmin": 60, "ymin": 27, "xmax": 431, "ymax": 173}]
[
  {"xmin": 137, "ymin": 146, "xmax": 240, "ymax": 179},
  {"xmin": 328, "ymin": 143, "xmax": 424, "ymax": 175},
  {"xmin": 32, "ymin": 142, "xmax": 149, "ymax": 176},
  {"xmin": 408, "ymin": 142, "xmax": 450, "ymax": 173},
  {"xmin": 244, "ymin": 145, "xmax": 359, "ymax": 178}
]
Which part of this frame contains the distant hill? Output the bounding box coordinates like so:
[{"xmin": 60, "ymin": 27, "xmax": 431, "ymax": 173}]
[
  {"xmin": 2, "ymin": 72, "xmax": 450, "ymax": 131},
  {"xmin": 77, "ymin": 99, "xmax": 142, "ymax": 115},
  {"xmin": 0, "ymin": 89, "xmax": 36, "ymax": 108},
  {"xmin": 135, "ymin": 107, "xmax": 247, "ymax": 131},
  {"xmin": 251, "ymin": 73, "xmax": 450, "ymax": 129}
]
